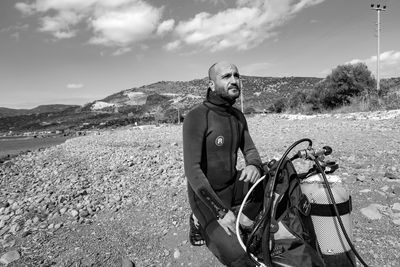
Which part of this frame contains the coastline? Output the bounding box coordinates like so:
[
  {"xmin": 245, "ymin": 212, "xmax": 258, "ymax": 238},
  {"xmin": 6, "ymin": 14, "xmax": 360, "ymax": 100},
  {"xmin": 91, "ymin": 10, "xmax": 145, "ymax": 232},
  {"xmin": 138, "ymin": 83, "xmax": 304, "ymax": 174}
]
[{"xmin": 0, "ymin": 135, "xmax": 70, "ymax": 162}]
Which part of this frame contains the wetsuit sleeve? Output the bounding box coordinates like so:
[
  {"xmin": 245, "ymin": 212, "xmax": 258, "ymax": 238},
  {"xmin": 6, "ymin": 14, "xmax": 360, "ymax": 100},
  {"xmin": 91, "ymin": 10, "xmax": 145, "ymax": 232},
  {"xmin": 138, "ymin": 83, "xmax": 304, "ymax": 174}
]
[
  {"xmin": 183, "ymin": 109, "xmax": 229, "ymax": 219},
  {"xmin": 240, "ymin": 116, "xmax": 263, "ymax": 174}
]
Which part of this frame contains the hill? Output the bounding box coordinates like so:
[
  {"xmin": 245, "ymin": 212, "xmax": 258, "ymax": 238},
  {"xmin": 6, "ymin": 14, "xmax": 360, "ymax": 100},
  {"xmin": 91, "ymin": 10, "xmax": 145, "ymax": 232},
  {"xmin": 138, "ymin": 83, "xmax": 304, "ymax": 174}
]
[
  {"xmin": 1, "ymin": 76, "xmax": 399, "ymax": 134},
  {"xmin": 0, "ymin": 105, "xmax": 80, "ymax": 118}
]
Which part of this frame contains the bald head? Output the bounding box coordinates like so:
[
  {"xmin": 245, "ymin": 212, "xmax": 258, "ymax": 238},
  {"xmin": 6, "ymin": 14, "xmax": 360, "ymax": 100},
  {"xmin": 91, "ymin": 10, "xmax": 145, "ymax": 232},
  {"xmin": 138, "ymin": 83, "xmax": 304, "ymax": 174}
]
[{"xmin": 208, "ymin": 61, "xmax": 239, "ymax": 82}]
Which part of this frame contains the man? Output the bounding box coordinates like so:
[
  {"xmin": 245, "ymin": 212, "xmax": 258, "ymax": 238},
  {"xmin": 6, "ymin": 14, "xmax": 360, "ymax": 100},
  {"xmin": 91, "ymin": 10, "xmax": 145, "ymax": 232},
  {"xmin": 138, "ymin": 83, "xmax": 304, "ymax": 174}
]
[{"xmin": 183, "ymin": 61, "xmax": 264, "ymax": 266}]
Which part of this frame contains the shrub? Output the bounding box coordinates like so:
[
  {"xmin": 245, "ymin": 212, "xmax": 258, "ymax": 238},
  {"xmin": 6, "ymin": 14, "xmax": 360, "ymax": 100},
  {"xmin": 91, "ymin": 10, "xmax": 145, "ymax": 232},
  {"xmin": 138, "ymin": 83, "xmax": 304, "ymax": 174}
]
[{"xmin": 320, "ymin": 63, "xmax": 376, "ymax": 109}]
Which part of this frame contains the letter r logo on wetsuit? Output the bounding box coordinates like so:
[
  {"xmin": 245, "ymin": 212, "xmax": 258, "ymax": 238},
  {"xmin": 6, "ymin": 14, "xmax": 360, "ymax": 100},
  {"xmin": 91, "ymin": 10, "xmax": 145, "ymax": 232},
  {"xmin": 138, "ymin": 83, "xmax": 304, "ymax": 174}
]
[{"xmin": 215, "ymin": 136, "xmax": 224, "ymax": 146}]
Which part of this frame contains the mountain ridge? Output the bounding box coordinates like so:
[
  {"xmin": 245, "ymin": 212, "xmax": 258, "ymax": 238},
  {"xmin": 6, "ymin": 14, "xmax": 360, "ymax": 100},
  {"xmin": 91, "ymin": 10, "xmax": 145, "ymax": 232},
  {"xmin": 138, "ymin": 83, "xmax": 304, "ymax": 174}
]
[{"xmin": 1, "ymin": 76, "xmax": 399, "ymax": 133}]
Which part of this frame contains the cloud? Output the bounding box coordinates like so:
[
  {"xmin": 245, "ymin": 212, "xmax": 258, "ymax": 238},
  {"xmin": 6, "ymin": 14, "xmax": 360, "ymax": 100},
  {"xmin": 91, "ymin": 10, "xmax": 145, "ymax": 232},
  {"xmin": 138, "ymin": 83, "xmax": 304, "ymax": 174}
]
[
  {"xmin": 195, "ymin": 0, "xmax": 228, "ymax": 5},
  {"xmin": 112, "ymin": 47, "xmax": 132, "ymax": 56},
  {"xmin": 39, "ymin": 10, "xmax": 82, "ymax": 39},
  {"xmin": 15, "ymin": 0, "xmax": 326, "ymax": 51},
  {"xmin": 88, "ymin": 2, "xmax": 162, "ymax": 47},
  {"xmin": 156, "ymin": 19, "xmax": 175, "ymax": 36},
  {"xmin": 15, "ymin": 0, "xmax": 163, "ymax": 47},
  {"xmin": 67, "ymin": 83, "xmax": 84, "ymax": 89},
  {"xmin": 241, "ymin": 62, "xmax": 271, "ymax": 76},
  {"xmin": 164, "ymin": 40, "xmax": 182, "ymax": 51},
  {"xmin": 347, "ymin": 50, "xmax": 400, "ymax": 78},
  {"xmin": 15, "ymin": 2, "xmax": 36, "ymax": 16},
  {"xmin": 170, "ymin": 0, "xmax": 326, "ymax": 51}
]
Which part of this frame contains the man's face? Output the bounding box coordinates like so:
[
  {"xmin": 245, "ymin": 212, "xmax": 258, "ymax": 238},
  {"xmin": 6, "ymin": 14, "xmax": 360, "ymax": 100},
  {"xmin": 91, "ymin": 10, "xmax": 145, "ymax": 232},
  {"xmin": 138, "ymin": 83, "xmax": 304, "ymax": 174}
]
[{"xmin": 210, "ymin": 63, "xmax": 241, "ymax": 101}]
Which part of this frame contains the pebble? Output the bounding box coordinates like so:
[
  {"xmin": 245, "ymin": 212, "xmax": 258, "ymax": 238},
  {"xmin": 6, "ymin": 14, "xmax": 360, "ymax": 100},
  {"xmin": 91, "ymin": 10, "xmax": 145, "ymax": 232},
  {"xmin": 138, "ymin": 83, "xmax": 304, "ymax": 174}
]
[
  {"xmin": 384, "ymin": 172, "xmax": 399, "ymax": 180},
  {"xmin": 70, "ymin": 209, "xmax": 79, "ymax": 217},
  {"xmin": 59, "ymin": 207, "xmax": 67, "ymax": 214},
  {"xmin": 359, "ymin": 189, "xmax": 371, "ymax": 193},
  {"xmin": 380, "ymin": 185, "xmax": 389, "ymax": 192},
  {"xmin": 9, "ymin": 223, "xmax": 20, "ymax": 234},
  {"xmin": 0, "ymin": 250, "xmax": 20, "ymax": 265},
  {"xmin": 360, "ymin": 204, "xmax": 383, "ymax": 220},
  {"xmin": 392, "ymin": 203, "xmax": 400, "ymax": 212},
  {"xmin": 356, "ymin": 175, "xmax": 366, "ymax": 182},
  {"xmin": 0, "ymin": 117, "xmax": 399, "ymax": 265},
  {"xmin": 1, "ymin": 239, "xmax": 15, "ymax": 248},
  {"xmin": 173, "ymin": 249, "xmax": 181, "ymax": 259},
  {"xmin": 79, "ymin": 210, "xmax": 89, "ymax": 218}
]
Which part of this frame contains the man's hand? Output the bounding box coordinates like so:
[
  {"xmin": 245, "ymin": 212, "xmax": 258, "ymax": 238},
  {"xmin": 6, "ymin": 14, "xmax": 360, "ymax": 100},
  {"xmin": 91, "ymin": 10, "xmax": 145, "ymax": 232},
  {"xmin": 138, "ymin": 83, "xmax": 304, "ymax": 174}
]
[
  {"xmin": 217, "ymin": 210, "xmax": 237, "ymax": 236},
  {"xmin": 239, "ymin": 165, "xmax": 261, "ymax": 183}
]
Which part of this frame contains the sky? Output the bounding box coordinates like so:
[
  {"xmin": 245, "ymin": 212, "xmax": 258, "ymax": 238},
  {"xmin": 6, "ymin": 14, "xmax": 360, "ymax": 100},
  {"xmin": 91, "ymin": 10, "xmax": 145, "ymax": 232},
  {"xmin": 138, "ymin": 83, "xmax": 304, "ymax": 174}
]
[{"xmin": 0, "ymin": 0, "xmax": 399, "ymax": 109}]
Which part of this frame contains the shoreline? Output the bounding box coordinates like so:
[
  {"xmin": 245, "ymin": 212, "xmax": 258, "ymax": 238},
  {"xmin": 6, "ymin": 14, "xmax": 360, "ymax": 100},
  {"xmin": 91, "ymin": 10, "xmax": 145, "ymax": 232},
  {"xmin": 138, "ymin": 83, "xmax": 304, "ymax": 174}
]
[{"xmin": 0, "ymin": 135, "xmax": 71, "ymax": 162}]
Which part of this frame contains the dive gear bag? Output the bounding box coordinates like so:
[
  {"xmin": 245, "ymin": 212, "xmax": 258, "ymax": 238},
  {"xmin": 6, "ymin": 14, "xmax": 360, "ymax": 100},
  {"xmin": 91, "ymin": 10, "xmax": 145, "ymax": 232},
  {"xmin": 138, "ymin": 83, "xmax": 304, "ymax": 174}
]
[{"xmin": 246, "ymin": 158, "xmax": 326, "ymax": 267}]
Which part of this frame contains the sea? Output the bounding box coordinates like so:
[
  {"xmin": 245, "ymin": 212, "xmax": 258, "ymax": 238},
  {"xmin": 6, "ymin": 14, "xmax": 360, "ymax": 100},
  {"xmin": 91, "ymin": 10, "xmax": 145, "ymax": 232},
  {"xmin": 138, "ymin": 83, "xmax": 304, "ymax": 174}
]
[{"xmin": 0, "ymin": 135, "xmax": 70, "ymax": 158}]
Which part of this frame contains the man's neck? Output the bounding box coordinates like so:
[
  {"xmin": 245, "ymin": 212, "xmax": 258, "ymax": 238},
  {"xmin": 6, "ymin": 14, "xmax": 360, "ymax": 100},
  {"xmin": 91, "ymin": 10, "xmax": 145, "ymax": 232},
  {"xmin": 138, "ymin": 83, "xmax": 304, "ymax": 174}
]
[{"xmin": 206, "ymin": 89, "xmax": 236, "ymax": 107}]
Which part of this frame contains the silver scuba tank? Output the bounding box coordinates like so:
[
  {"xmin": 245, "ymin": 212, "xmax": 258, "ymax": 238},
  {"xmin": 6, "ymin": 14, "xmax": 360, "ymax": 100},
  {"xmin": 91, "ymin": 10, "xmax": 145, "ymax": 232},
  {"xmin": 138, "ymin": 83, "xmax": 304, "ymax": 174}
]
[{"xmin": 300, "ymin": 173, "xmax": 356, "ymax": 266}]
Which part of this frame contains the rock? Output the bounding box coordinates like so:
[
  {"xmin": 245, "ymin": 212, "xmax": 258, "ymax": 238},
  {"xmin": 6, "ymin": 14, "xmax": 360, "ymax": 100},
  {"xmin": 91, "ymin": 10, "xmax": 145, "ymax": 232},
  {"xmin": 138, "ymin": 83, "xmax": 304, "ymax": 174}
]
[
  {"xmin": 356, "ymin": 175, "xmax": 366, "ymax": 182},
  {"xmin": 380, "ymin": 185, "xmax": 389, "ymax": 192},
  {"xmin": 1, "ymin": 239, "xmax": 15, "ymax": 248},
  {"xmin": 360, "ymin": 204, "xmax": 383, "ymax": 220},
  {"xmin": 54, "ymin": 223, "xmax": 63, "ymax": 230},
  {"xmin": 9, "ymin": 223, "xmax": 20, "ymax": 234},
  {"xmin": 164, "ymin": 249, "xmax": 170, "ymax": 256},
  {"xmin": 32, "ymin": 216, "xmax": 40, "ymax": 224},
  {"xmin": 384, "ymin": 172, "xmax": 399, "ymax": 180},
  {"xmin": 79, "ymin": 209, "xmax": 89, "ymax": 218},
  {"xmin": 70, "ymin": 209, "xmax": 79, "ymax": 217},
  {"xmin": 59, "ymin": 207, "xmax": 67, "ymax": 214},
  {"xmin": 121, "ymin": 257, "xmax": 135, "ymax": 267},
  {"xmin": 392, "ymin": 203, "xmax": 400, "ymax": 212},
  {"xmin": 359, "ymin": 189, "xmax": 372, "ymax": 193},
  {"xmin": 0, "ymin": 250, "xmax": 20, "ymax": 265},
  {"xmin": 173, "ymin": 249, "xmax": 181, "ymax": 259},
  {"xmin": 21, "ymin": 230, "xmax": 32, "ymax": 238}
]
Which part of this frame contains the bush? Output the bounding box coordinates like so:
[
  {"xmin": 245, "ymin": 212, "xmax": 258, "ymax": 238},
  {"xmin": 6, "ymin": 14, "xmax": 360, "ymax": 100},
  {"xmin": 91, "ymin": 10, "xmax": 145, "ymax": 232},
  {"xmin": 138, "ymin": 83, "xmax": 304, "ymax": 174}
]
[
  {"xmin": 320, "ymin": 63, "xmax": 376, "ymax": 109},
  {"xmin": 271, "ymin": 98, "xmax": 287, "ymax": 113}
]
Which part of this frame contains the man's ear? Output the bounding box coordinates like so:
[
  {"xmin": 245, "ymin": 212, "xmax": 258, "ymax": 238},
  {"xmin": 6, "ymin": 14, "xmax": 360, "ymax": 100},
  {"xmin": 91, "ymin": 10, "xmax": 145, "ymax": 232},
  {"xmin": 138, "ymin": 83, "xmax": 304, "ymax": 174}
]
[{"xmin": 208, "ymin": 80, "xmax": 215, "ymax": 91}]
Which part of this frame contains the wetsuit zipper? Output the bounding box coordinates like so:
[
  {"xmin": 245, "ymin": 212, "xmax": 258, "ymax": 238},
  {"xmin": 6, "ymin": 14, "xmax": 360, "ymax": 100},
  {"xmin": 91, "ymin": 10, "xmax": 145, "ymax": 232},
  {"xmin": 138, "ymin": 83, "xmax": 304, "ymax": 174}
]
[{"xmin": 229, "ymin": 116, "xmax": 233, "ymax": 179}]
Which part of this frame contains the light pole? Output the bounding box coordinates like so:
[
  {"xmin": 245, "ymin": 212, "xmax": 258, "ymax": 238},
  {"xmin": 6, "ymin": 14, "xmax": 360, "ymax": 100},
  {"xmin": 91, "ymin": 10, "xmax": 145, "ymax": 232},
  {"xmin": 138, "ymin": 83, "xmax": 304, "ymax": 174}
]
[
  {"xmin": 240, "ymin": 78, "xmax": 244, "ymax": 113},
  {"xmin": 371, "ymin": 3, "xmax": 387, "ymax": 92}
]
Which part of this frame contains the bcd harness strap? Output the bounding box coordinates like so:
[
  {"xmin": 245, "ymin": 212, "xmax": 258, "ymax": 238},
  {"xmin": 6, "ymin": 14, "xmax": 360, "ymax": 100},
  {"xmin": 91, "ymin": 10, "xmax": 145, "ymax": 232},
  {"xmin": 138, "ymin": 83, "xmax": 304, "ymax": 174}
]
[{"xmin": 310, "ymin": 196, "xmax": 352, "ymax": 217}]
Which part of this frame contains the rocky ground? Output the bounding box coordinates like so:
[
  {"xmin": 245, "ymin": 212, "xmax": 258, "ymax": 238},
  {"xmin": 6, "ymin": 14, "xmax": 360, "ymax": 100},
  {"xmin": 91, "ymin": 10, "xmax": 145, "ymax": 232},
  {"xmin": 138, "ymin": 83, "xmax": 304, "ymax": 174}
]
[{"xmin": 1, "ymin": 110, "xmax": 400, "ymax": 267}]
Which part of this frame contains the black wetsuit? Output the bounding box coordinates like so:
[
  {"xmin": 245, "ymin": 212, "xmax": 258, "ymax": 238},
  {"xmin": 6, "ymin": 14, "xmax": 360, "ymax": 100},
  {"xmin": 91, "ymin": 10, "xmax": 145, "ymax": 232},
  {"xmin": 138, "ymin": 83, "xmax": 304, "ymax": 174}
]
[{"xmin": 183, "ymin": 90, "xmax": 263, "ymax": 266}]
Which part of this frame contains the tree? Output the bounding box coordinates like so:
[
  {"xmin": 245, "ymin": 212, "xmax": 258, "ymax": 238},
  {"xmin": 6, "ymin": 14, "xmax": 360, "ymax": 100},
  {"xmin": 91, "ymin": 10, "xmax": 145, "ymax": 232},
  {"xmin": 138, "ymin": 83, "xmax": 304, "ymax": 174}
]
[{"xmin": 320, "ymin": 63, "xmax": 376, "ymax": 109}]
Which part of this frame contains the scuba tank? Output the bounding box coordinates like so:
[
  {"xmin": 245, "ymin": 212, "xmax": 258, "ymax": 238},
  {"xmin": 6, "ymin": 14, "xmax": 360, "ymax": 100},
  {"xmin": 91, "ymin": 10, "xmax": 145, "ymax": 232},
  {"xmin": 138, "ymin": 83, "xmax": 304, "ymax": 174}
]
[
  {"xmin": 300, "ymin": 173, "xmax": 355, "ymax": 266},
  {"xmin": 236, "ymin": 138, "xmax": 369, "ymax": 267}
]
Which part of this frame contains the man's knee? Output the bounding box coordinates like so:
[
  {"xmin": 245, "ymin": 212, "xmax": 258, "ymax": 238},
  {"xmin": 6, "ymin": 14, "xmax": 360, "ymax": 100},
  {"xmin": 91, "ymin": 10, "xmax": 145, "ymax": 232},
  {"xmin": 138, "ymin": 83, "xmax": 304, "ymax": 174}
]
[
  {"xmin": 204, "ymin": 220, "xmax": 254, "ymax": 266},
  {"xmin": 230, "ymin": 254, "xmax": 256, "ymax": 267}
]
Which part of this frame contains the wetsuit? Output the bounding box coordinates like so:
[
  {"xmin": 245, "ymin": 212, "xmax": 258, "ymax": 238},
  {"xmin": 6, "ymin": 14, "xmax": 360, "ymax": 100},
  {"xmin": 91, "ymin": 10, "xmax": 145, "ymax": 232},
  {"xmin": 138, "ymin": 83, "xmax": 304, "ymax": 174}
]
[{"xmin": 183, "ymin": 90, "xmax": 263, "ymax": 266}]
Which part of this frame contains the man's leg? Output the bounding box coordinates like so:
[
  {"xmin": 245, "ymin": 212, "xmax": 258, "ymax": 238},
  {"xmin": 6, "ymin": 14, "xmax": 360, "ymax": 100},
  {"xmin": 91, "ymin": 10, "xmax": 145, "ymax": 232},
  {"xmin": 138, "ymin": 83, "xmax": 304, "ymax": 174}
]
[
  {"xmin": 232, "ymin": 178, "xmax": 264, "ymax": 221},
  {"xmin": 203, "ymin": 220, "xmax": 256, "ymax": 267}
]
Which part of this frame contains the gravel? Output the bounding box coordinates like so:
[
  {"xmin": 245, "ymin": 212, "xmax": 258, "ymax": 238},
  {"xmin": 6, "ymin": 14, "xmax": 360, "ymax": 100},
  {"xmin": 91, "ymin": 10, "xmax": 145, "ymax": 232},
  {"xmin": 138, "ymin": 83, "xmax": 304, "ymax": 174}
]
[{"xmin": 1, "ymin": 109, "xmax": 400, "ymax": 266}]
